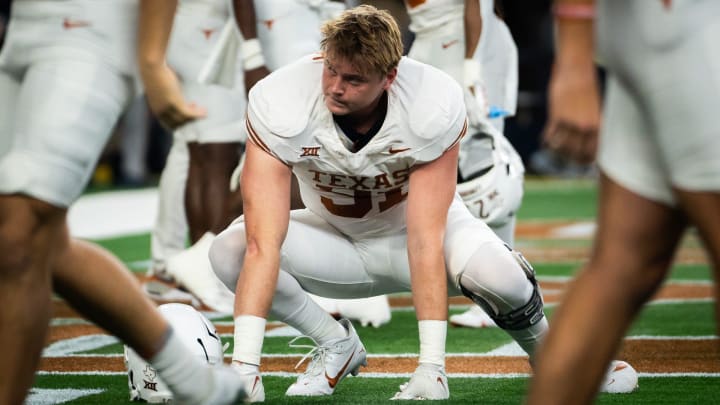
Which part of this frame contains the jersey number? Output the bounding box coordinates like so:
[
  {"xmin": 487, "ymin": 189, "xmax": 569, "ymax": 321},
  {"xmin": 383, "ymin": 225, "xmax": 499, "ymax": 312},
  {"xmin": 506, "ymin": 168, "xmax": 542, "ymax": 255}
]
[{"xmin": 318, "ymin": 186, "xmax": 407, "ymax": 218}]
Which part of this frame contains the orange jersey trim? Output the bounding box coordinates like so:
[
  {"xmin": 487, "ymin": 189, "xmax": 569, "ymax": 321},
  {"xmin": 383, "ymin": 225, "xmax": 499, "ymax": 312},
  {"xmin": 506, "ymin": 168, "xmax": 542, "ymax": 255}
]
[
  {"xmin": 246, "ymin": 119, "xmax": 273, "ymax": 155},
  {"xmin": 446, "ymin": 119, "xmax": 468, "ymax": 151}
]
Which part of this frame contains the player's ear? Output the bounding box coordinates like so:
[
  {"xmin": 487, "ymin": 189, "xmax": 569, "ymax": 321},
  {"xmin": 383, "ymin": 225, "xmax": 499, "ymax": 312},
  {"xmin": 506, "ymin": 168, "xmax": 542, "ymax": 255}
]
[{"xmin": 383, "ymin": 67, "xmax": 398, "ymax": 90}]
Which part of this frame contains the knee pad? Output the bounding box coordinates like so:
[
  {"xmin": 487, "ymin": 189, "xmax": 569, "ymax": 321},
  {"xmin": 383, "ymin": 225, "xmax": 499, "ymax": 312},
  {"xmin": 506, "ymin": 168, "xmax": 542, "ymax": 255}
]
[{"xmin": 458, "ymin": 245, "xmax": 544, "ymax": 330}]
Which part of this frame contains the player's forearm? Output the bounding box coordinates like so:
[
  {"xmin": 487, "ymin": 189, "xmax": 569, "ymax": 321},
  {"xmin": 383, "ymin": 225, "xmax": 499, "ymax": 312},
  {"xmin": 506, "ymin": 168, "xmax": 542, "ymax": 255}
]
[
  {"xmin": 552, "ymin": 0, "xmax": 595, "ymax": 69},
  {"xmin": 464, "ymin": 0, "xmax": 482, "ymax": 59},
  {"xmin": 407, "ymin": 243, "xmax": 448, "ymax": 320},
  {"xmin": 137, "ymin": 0, "xmax": 178, "ymax": 72},
  {"xmin": 234, "ymin": 248, "xmax": 281, "ymax": 317}
]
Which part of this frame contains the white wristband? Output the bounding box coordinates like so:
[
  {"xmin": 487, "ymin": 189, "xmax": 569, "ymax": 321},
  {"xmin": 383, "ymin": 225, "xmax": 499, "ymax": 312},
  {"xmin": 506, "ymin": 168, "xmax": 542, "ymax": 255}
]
[
  {"xmin": 233, "ymin": 315, "xmax": 266, "ymax": 366},
  {"xmin": 418, "ymin": 320, "xmax": 447, "ymax": 367},
  {"xmin": 241, "ymin": 38, "xmax": 266, "ymax": 71},
  {"xmin": 463, "ymin": 58, "xmax": 482, "ymax": 88}
]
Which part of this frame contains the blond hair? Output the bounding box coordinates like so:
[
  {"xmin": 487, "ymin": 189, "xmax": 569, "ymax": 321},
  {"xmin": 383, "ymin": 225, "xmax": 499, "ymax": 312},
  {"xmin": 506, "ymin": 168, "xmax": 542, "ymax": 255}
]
[{"xmin": 320, "ymin": 5, "xmax": 403, "ymax": 77}]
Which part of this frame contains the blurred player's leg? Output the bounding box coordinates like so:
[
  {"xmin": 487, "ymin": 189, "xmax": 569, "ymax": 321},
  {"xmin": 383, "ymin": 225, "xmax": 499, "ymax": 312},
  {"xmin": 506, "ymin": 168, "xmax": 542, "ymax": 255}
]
[
  {"xmin": 0, "ymin": 197, "xmax": 59, "ymax": 405},
  {"xmin": 150, "ymin": 139, "xmax": 189, "ymax": 277},
  {"xmin": 185, "ymin": 141, "xmax": 242, "ymax": 241},
  {"xmin": 673, "ymin": 189, "xmax": 720, "ymax": 334},
  {"xmin": 528, "ymin": 174, "xmax": 685, "ymax": 404},
  {"xmin": 0, "ymin": 58, "xmax": 132, "ymax": 404}
]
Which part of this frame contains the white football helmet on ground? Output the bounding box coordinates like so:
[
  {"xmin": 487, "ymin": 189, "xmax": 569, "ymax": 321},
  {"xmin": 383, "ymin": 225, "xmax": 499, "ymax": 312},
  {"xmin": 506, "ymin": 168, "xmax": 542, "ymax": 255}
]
[{"xmin": 124, "ymin": 303, "xmax": 224, "ymax": 403}]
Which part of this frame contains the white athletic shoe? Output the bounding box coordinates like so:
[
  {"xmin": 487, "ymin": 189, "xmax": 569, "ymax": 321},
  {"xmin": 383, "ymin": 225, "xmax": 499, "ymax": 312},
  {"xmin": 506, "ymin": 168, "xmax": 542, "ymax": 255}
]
[
  {"xmin": 391, "ymin": 363, "xmax": 450, "ymax": 400},
  {"xmin": 336, "ymin": 295, "xmax": 392, "ymax": 328},
  {"xmin": 285, "ymin": 318, "xmax": 367, "ymax": 396},
  {"xmin": 449, "ymin": 306, "xmax": 497, "ymax": 328},
  {"xmin": 600, "ymin": 360, "xmax": 638, "ymax": 394},
  {"xmin": 166, "ymin": 232, "xmax": 235, "ymax": 314},
  {"xmin": 142, "ymin": 276, "xmax": 200, "ymax": 308}
]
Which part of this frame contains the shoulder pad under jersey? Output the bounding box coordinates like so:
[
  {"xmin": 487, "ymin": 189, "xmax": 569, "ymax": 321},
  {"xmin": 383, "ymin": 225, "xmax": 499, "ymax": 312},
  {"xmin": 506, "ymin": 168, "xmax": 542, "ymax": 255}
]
[
  {"xmin": 396, "ymin": 58, "xmax": 466, "ymax": 142},
  {"xmin": 247, "ymin": 54, "xmax": 323, "ymax": 138}
]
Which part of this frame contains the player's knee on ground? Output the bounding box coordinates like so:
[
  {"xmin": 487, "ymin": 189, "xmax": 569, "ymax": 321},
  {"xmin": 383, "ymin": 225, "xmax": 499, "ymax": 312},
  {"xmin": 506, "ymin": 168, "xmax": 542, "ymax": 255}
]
[
  {"xmin": 208, "ymin": 221, "xmax": 247, "ymax": 290},
  {"xmin": 0, "ymin": 198, "xmax": 63, "ymax": 280},
  {"xmin": 457, "ymin": 241, "xmax": 544, "ymax": 330}
]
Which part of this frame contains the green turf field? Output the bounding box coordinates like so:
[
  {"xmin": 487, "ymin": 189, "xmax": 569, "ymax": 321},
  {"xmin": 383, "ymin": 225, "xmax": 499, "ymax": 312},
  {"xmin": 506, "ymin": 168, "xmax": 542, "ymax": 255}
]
[{"xmin": 31, "ymin": 178, "xmax": 719, "ymax": 404}]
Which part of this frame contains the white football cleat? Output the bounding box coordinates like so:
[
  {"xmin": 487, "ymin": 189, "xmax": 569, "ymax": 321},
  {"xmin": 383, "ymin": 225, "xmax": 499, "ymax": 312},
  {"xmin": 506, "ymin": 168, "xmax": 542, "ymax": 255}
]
[
  {"xmin": 449, "ymin": 306, "xmax": 497, "ymax": 328},
  {"xmin": 336, "ymin": 295, "xmax": 392, "ymax": 328},
  {"xmin": 166, "ymin": 232, "xmax": 235, "ymax": 314},
  {"xmin": 391, "ymin": 363, "xmax": 450, "ymax": 400},
  {"xmin": 600, "ymin": 360, "xmax": 638, "ymax": 394},
  {"xmin": 285, "ymin": 318, "xmax": 367, "ymax": 396}
]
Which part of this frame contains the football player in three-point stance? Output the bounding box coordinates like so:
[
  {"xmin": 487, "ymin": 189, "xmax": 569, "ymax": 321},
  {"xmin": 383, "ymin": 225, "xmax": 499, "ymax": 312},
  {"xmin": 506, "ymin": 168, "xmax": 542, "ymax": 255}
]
[{"xmin": 209, "ymin": 5, "xmax": 549, "ymax": 400}]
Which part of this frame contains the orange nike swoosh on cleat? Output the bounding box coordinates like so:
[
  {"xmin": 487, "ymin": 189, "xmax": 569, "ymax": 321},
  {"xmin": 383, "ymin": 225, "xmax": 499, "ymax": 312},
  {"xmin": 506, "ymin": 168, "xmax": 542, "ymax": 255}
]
[
  {"xmin": 325, "ymin": 353, "xmax": 354, "ymax": 389},
  {"xmin": 388, "ymin": 147, "xmax": 411, "ymax": 154},
  {"xmin": 62, "ymin": 18, "xmax": 91, "ymax": 30},
  {"xmin": 441, "ymin": 40, "xmax": 459, "ymax": 49},
  {"xmin": 251, "ymin": 375, "xmax": 261, "ymax": 392},
  {"xmin": 437, "ymin": 377, "xmax": 445, "ymax": 389}
]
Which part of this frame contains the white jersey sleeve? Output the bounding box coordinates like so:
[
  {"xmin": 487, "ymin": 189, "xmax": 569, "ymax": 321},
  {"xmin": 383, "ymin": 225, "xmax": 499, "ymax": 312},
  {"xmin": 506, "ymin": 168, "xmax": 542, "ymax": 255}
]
[
  {"xmin": 393, "ymin": 57, "xmax": 468, "ymax": 165},
  {"xmin": 244, "ymin": 54, "xmax": 325, "ymax": 164}
]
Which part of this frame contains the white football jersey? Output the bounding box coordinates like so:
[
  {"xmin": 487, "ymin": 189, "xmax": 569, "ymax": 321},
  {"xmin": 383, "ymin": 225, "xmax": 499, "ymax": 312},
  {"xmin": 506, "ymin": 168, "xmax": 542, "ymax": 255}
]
[
  {"xmin": 246, "ymin": 55, "xmax": 467, "ymax": 238},
  {"xmin": 0, "ymin": 0, "xmax": 139, "ymax": 76},
  {"xmin": 405, "ymin": 0, "xmax": 464, "ymax": 34},
  {"xmin": 167, "ymin": 0, "xmax": 233, "ymax": 82}
]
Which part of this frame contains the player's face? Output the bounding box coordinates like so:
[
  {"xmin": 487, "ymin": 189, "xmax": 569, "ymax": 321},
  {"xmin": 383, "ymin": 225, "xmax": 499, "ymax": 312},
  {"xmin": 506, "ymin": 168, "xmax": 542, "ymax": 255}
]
[{"xmin": 322, "ymin": 56, "xmax": 396, "ymax": 116}]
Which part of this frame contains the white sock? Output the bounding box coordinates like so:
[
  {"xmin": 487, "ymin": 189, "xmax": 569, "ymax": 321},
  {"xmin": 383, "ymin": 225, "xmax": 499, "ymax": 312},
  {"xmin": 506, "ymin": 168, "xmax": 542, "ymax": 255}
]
[
  {"xmin": 149, "ymin": 327, "xmax": 211, "ymax": 403},
  {"xmin": 505, "ymin": 315, "xmax": 549, "ymax": 359},
  {"xmin": 282, "ymin": 293, "xmax": 346, "ymax": 344},
  {"xmin": 271, "ymin": 271, "xmax": 346, "ymax": 344}
]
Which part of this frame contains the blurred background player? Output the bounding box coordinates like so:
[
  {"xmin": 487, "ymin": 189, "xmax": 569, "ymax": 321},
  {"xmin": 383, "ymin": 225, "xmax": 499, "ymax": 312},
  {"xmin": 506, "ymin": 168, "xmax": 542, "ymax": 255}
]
[
  {"xmin": 0, "ymin": 0, "xmax": 254, "ymax": 403},
  {"xmin": 142, "ymin": 0, "xmax": 269, "ymax": 313},
  {"xmin": 528, "ymin": 0, "xmax": 720, "ymax": 403}
]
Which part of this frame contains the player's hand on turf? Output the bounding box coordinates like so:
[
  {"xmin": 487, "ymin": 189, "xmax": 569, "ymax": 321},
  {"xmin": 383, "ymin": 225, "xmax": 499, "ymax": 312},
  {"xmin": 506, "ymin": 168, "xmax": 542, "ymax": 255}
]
[
  {"xmin": 142, "ymin": 64, "xmax": 206, "ymax": 130},
  {"xmin": 391, "ymin": 363, "xmax": 450, "ymax": 400},
  {"xmin": 543, "ymin": 61, "xmax": 600, "ymax": 165}
]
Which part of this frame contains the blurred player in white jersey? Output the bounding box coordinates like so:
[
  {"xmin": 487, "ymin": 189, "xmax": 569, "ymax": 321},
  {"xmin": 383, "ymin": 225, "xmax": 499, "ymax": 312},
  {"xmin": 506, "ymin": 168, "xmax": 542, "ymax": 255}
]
[
  {"xmin": 0, "ymin": 1, "xmax": 255, "ymax": 403},
  {"xmin": 142, "ymin": 0, "xmax": 270, "ymax": 313},
  {"xmin": 529, "ymin": 0, "xmax": 720, "ymax": 402},
  {"xmin": 208, "ymin": 5, "xmax": 550, "ymax": 400},
  {"xmin": 405, "ymin": 0, "xmax": 523, "ymax": 328}
]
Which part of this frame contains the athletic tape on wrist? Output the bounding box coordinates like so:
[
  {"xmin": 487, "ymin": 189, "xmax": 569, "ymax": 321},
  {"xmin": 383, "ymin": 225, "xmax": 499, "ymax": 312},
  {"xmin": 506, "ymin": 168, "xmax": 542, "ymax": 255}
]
[
  {"xmin": 241, "ymin": 38, "xmax": 266, "ymax": 70},
  {"xmin": 463, "ymin": 59, "xmax": 482, "ymax": 88},
  {"xmin": 233, "ymin": 315, "xmax": 266, "ymax": 366},
  {"xmin": 418, "ymin": 320, "xmax": 447, "ymax": 366}
]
